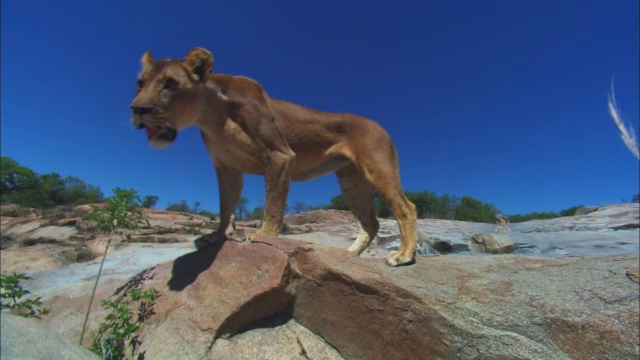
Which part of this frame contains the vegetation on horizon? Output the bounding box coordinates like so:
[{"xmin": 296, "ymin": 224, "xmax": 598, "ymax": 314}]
[
  {"xmin": 1, "ymin": 157, "xmax": 103, "ymax": 215},
  {"xmin": 2, "ymin": 156, "xmax": 638, "ymax": 225}
]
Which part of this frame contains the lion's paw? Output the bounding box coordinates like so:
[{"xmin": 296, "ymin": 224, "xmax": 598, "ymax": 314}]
[
  {"xmin": 194, "ymin": 232, "xmax": 227, "ymax": 250},
  {"xmin": 385, "ymin": 251, "xmax": 416, "ymax": 267}
]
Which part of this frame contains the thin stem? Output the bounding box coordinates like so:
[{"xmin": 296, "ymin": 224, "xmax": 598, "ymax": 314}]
[{"xmin": 79, "ymin": 230, "xmax": 113, "ymax": 345}]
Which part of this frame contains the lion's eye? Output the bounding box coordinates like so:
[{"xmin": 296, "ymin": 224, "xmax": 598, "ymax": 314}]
[
  {"xmin": 163, "ymin": 78, "xmax": 178, "ymax": 91},
  {"xmin": 137, "ymin": 79, "xmax": 144, "ymax": 89}
]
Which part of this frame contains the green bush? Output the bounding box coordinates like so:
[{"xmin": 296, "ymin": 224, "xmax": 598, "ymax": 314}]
[
  {"xmin": 1, "ymin": 156, "xmax": 104, "ymax": 213},
  {"xmin": 1, "ymin": 272, "xmax": 50, "ymax": 319},
  {"xmin": 90, "ymin": 288, "xmax": 159, "ymax": 360}
]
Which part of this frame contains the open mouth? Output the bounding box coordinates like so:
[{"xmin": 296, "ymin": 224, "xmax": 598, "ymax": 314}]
[{"xmin": 137, "ymin": 123, "xmax": 177, "ymax": 144}]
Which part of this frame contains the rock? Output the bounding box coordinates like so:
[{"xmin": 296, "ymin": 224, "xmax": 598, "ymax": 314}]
[
  {"xmin": 240, "ymin": 220, "xmax": 262, "ymax": 228},
  {"xmin": 0, "ymin": 204, "xmax": 37, "ymax": 218},
  {"xmin": 2, "ymin": 218, "xmax": 50, "ymax": 239},
  {"xmin": 56, "ymin": 217, "xmax": 81, "ymax": 226},
  {"xmin": 0, "ymin": 244, "xmax": 69, "ymax": 272},
  {"xmin": 468, "ymin": 233, "xmax": 515, "ymax": 254},
  {"xmin": 25, "ymin": 225, "xmax": 78, "ymax": 244},
  {"xmin": 210, "ymin": 318, "xmax": 344, "ymax": 360},
  {"xmin": 129, "ymin": 233, "xmax": 198, "ymax": 243},
  {"xmin": 277, "ymin": 237, "xmax": 639, "ymax": 360},
  {"xmin": 73, "ymin": 204, "xmax": 99, "ymax": 213},
  {"xmin": 3, "ymin": 204, "xmax": 639, "ymax": 358},
  {"xmin": 232, "ymin": 226, "xmax": 258, "ymax": 239},
  {"xmin": 24, "ymin": 236, "xmax": 639, "ymax": 360},
  {"xmin": 284, "ymin": 210, "xmax": 356, "ymax": 226},
  {"xmin": 574, "ymin": 206, "xmax": 599, "ymax": 215},
  {"xmin": 135, "ymin": 241, "xmax": 293, "ymax": 359},
  {"xmin": 512, "ymin": 204, "xmax": 638, "ymax": 233},
  {"xmin": 1, "ymin": 314, "xmax": 99, "ymax": 360}
]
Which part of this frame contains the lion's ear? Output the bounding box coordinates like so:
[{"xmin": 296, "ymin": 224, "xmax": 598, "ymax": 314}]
[
  {"xmin": 184, "ymin": 47, "xmax": 214, "ymax": 81},
  {"xmin": 141, "ymin": 51, "xmax": 153, "ymax": 71}
]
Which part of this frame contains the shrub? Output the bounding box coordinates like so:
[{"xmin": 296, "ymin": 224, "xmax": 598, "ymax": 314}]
[
  {"xmin": 80, "ymin": 188, "xmax": 148, "ymax": 345},
  {"xmin": 1, "ymin": 272, "xmax": 50, "ymax": 319},
  {"xmin": 90, "ymin": 287, "xmax": 159, "ymax": 360}
]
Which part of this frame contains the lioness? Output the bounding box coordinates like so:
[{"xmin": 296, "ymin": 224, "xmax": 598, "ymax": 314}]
[{"xmin": 131, "ymin": 48, "xmax": 417, "ymax": 266}]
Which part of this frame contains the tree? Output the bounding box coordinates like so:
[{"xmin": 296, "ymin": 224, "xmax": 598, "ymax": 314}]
[
  {"xmin": 166, "ymin": 200, "xmax": 191, "ymax": 213},
  {"xmin": 559, "ymin": 205, "xmax": 583, "ymax": 217},
  {"xmin": 406, "ymin": 191, "xmax": 441, "ymax": 218},
  {"xmin": 633, "ymin": 193, "xmax": 640, "ymax": 203},
  {"xmin": 434, "ymin": 194, "xmax": 459, "ymax": 219},
  {"xmin": 250, "ymin": 207, "xmax": 264, "ymax": 220},
  {"xmin": 0, "ymin": 157, "xmax": 38, "ymax": 195},
  {"xmin": 1, "ymin": 157, "xmax": 40, "ymax": 207},
  {"xmin": 290, "ymin": 201, "xmax": 311, "ymax": 214},
  {"xmin": 1, "ymin": 157, "xmax": 104, "ymax": 212},
  {"xmin": 325, "ymin": 194, "xmax": 350, "ymax": 211},
  {"xmin": 453, "ymin": 196, "xmax": 498, "ymax": 223},
  {"xmin": 236, "ymin": 196, "xmax": 249, "ymax": 219},
  {"xmin": 61, "ymin": 176, "xmax": 103, "ymax": 205},
  {"xmin": 141, "ymin": 195, "xmax": 159, "ymax": 208},
  {"xmin": 374, "ymin": 193, "xmax": 392, "ymax": 218}
]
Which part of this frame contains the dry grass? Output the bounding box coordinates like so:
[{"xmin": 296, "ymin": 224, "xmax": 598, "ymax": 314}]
[{"xmin": 608, "ymin": 80, "xmax": 640, "ymax": 159}]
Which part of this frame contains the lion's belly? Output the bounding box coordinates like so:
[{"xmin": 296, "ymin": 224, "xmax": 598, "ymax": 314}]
[
  {"xmin": 210, "ymin": 147, "xmax": 264, "ymax": 174},
  {"xmin": 290, "ymin": 156, "xmax": 350, "ymax": 182}
]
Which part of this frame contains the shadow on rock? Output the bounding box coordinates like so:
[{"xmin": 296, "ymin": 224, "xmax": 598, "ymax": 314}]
[{"xmin": 168, "ymin": 241, "xmax": 224, "ymax": 291}]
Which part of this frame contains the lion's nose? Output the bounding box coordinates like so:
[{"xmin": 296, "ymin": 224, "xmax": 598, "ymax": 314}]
[{"xmin": 131, "ymin": 106, "xmax": 153, "ymax": 116}]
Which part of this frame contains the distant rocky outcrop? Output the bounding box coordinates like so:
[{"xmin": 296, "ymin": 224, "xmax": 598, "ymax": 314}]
[{"xmin": 1, "ymin": 203, "xmax": 638, "ymax": 359}]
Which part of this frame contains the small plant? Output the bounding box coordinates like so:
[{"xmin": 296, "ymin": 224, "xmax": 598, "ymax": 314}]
[
  {"xmin": 80, "ymin": 188, "xmax": 149, "ymax": 345},
  {"xmin": 90, "ymin": 288, "xmax": 159, "ymax": 359},
  {"xmin": 90, "ymin": 287, "xmax": 159, "ymax": 360},
  {"xmin": 1, "ymin": 272, "xmax": 50, "ymax": 319}
]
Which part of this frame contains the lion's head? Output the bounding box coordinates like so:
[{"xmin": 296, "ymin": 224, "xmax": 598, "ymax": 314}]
[{"xmin": 130, "ymin": 47, "xmax": 214, "ymax": 148}]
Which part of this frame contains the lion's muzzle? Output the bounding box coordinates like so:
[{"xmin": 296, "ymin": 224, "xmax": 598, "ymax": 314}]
[{"xmin": 130, "ymin": 106, "xmax": 178, "ymax": 148}]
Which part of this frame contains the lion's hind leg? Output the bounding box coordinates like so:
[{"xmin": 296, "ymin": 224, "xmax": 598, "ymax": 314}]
[
  {"xmin": 355, "ymin": 148, "xmax": 417, "ymax": 266},
  {"xmin": 336, "ymin": 165, "xmax": 380, "ymax": 256}
]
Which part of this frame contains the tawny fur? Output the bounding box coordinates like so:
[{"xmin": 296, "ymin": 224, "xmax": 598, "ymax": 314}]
[{"xmin": 130, "ymin": 47, "xmax": 418, "ymax": 266}]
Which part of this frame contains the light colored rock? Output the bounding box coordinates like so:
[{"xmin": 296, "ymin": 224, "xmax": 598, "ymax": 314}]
[
  {"xmin": 2, "ymin": 218, "xmax": 50, "ymax": 239},
  {"xmin": 210, "ymin": 319, "xmax": 344, "ymax": 360},
  {"xmin": 26, "ymin": 225, "xmax": 77, "ymax": 243},
  {"xmin": 278, "ymin": 237, "xmax": 639, "ymax": 360},
  {"xmin": 0, "ymin": 244, "xmax": 68, "ymax": 272},
  {"xmin": 574, "ymin": 205, "xmax": 599, "ymax": 215},
  {"xmin": 468, "ymin": 233, "xmax": 515, "ymax": 254},
  {"xmin": 1, "ymin": 314, "xmax": 99, "ymax": 360},
  {"xmin": 512, "ymin": 203, "xmax": 638, "ymax": 233},
  {"xmin": 56, "ymin": 217, "xmax": 81, "ymax": 226},
  {"xmin": 129, "ymin": 233, "xmax": 198, "ymax": 243},
  {"xmin": 22, "ymin": 236, "xmax": 639, "ymax": 360},
  {"xmin": 2, "ymin": 204, "xmax": 639, "ymax": 359}
]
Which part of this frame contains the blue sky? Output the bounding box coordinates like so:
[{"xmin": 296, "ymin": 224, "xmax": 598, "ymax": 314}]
[{"xmin": 2, "ymin": 0, "xmax": 638, "ymax": 215}]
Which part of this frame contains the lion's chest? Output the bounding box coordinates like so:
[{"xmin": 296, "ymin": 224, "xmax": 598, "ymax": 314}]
[{"xmin": 203, "ymin": 119, "xmax": 265, "ymax": 174}]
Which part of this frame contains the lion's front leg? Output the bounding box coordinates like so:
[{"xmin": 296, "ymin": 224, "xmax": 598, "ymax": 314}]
[
  {"xmin": 195, "ymin": 167, "xmax": 243, "ymax": 250},
  {"xmin": 248, "ymin": 152, "xmax": 294, "ymax": 241}
]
